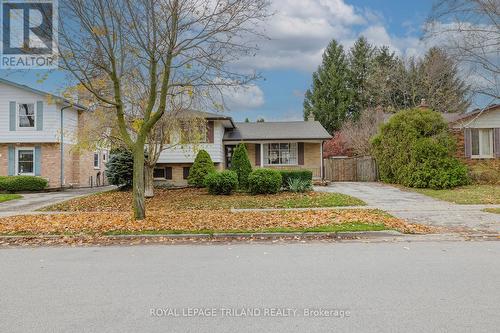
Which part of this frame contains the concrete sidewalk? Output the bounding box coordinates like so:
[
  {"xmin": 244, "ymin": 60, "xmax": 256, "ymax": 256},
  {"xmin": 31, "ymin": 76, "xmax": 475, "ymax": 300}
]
[
  {"xmin": 315, "ymin": 182, "xmax": 500, "ymax": 234},
  {"xmin": 0, "ymin": 186, "xmax": 115, "ymax": 217}
]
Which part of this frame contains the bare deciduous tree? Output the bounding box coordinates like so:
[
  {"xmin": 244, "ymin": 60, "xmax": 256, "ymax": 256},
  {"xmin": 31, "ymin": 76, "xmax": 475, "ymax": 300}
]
[
  {"xmin": 57, "ymin": 0, "xmax": 269, "ymax": 219},
  {"xmin": 425, "ymin": 0, "xmax": 500, "ymax": 99}
]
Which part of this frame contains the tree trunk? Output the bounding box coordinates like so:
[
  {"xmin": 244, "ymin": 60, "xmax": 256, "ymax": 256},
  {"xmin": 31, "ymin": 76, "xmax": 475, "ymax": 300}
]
[
  {"xmin": 144, "ymin": 164, "xmax": 154, "ymax": 198},
  {"xmin": 132, "ymin": 142, "xmax": 146, "ymax": 220}
]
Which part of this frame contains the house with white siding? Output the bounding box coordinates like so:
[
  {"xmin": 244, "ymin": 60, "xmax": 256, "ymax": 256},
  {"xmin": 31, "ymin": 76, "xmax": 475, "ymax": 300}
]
[{"xmin": 0, "ymin": 78, "xmax": 107, "ymax": 188}]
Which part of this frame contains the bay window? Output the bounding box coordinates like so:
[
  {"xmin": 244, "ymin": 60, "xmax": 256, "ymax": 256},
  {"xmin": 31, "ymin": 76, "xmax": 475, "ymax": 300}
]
[
  {"xmin": 471, "ymin": 129, "xmax": 493, "ymax": 158},
  {"xmin": 264, "ymin": 143, "xmax": 298, "ymax": 165}
]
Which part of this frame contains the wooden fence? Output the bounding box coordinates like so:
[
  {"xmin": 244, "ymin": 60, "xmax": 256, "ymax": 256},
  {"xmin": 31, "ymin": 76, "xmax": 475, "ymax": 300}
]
[{"xmin": 323, "ymin": 156, "xmax": 378, "ymax": 182}]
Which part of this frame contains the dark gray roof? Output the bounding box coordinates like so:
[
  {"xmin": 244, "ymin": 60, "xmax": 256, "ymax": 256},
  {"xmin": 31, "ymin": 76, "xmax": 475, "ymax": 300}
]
[
  {"xmin": 224, "ymin": 121, "xmax": 332, "ymax": 141},
  {"xmin": 0, "ymin": 77, "xmax": 88, "ymax": 110},
  {"xmin": 174, "ymin": 109, "xmax": 235, "ymax": 127}
]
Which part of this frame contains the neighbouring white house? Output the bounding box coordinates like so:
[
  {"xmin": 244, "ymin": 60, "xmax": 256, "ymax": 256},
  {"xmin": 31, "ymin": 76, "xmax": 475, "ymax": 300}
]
[{"xmin": 0, "ymin": 78, "xmax": 108, "ymax": 188}]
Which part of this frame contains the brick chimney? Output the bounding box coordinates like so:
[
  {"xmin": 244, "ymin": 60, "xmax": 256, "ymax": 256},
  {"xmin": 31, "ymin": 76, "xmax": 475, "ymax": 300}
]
[{"xmin": 419, "ymin": 98, "xmax": 429, "ymax": 109}]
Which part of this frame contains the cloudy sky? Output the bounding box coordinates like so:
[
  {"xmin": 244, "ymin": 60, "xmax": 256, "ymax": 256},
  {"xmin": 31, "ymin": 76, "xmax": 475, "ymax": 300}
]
[{"xmin": 0, "ymin": 0, "xmax": 437, "ymax": 122}]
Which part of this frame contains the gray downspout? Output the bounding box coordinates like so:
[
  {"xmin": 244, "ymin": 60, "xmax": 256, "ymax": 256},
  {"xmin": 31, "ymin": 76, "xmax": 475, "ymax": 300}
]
[{"xmin": 60, "ymin": 105, "xmax": 72, "ymax": 188}]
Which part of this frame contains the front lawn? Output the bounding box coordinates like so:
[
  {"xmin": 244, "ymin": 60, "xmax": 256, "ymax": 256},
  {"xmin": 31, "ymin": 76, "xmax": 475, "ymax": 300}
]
[
  {"xmin": 410, "ymin": 185, "xmax": 500, "ymax": 204},
  {"xmin": 42, "ymin": 188, "xmax": 366, "ymax": 212},
  {"xmin": 0, "ymin": 189, "xmax": 432, "ymax": 237},
  {"xmin": 0, "ymin": 194, "xmax": 22, "ymax": 203},
  {"xmin": 0, "ymin": 209, "xmax": 430, "ymax": 236}
]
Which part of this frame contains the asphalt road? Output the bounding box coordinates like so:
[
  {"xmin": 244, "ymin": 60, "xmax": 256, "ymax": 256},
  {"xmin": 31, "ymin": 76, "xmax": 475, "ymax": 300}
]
[{"xmin": 1, "ymin": 241, "xmax": 499, "ymax": 333}]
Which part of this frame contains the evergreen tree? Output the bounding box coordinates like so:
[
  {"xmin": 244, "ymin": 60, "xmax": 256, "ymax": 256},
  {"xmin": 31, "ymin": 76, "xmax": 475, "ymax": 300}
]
[
  {"xmin": 230, "ymin": 143, "xmax": 252, "ymax": 190},
  {"xmin": 188, "ymin": 150, "xmax": 216, "ymax": 187},
  {"xmin": 105, "ymin": 148, "xmax": 134, "ymax": 189},
  {"xmin": 304, "ymin": 39, "xmax": 352, "ymax": 133},
  {"xmin": 348, "ymin": 36, "xmax": 375, "ymax": 117}
]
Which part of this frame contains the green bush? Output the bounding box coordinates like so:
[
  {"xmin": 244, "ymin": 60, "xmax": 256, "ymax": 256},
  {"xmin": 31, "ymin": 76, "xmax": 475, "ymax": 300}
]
[
  {"xmin": 287, "ymin": 178, "xmax": 312, "ymax": 193},
  {"xmin": 203, "ymin": 170, "xmax": 238, "ymax": 195},
  {"xmin": 371, "ymin": 108, "xmax": 469, "ymax": 189},
  {"xmin": 248, "ymin": 169, "xmax": 282, "ymax": 194},
  {"xmin": 231, "ymin": 143, "xmax": 252, "ymax": 190},
  {"xmin": 0, "ymin": 176, "xmax": 48, "ymax": 192},
  {"xmin": 188, "ymin": 150, "xmax": 216, "ymax": 187},
  {"xmin": 106, "ymin": 148, "xmax": 134, "ymax": 189},
  {"xmin": 469, "ymin": 162, "xmax": 500, "ymax": 184},
  {"xmin": 279, "ymin": 170, "xmax": 313, "ymax": 188}
]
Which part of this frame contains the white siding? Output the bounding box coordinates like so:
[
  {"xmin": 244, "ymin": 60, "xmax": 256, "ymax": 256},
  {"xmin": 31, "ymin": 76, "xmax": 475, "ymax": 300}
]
[
  {"xmin": 157, "ymin": 121, "xmax": 225, "ymax": 163},
  {"xmin": 0, "ymin": 82, "xmax": 80, "ymax": 143},
  {"xmin": 453, "ymin": 109, "xmax": 500, "ymax": 129}
]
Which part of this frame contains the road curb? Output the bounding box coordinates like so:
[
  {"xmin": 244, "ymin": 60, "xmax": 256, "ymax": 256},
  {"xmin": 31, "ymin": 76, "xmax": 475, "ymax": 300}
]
[{"xmin": 0, "ymin": 230, "xmax": 404, "ymax": 241}]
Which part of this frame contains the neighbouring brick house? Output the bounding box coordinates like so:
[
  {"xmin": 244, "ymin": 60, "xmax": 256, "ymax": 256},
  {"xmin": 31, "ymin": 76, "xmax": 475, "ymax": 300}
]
[
  {"xmin": 449, "ymin": 104, "xmax": 500, "ymax": 166},
  {"xmin": 153, "ymin": 112, "xmax": 332, "ymax": 186},
  {"xmin": 0, "ymin": 78, "xmax": 108, "ymax": 188}
]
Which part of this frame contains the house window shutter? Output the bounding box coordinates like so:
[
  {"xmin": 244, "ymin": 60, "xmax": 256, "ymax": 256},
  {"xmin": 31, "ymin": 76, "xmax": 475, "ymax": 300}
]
[
  {"xmin": 255, "ymin": 144, "xmax": 261, "ymax": 166},
  {"xmin": 207, "ymin": 121, "xmax": 214, "ymax": 143},
  {"xmin": 298, "ymin": 142, "xmax": 304, "ymax": 165},
  {"xmin": 34, "ymin": 145, "xmax": 42, "ymax": 176},
  {"xmin": 36, "ymin": 101, "xmax": 43, "ymax": 131},
  {"xmin": 166, "ymin": 167, "xmax": 172, "ymax": 180},
  {"xmin": 9, "ymin": 102, "xmax": 16, "ymax": 131},
  {"xmin": 494, "ymin": 128, "xmax": 500, "ymax": 158},
  {"xmin": 464, "ymin": 128, "xmax": 472, "ymax": 158},
  {"xmin": 8, "ymin": 145, "xmax": 15, "ymax": 175},
  {"xmin": 183, "ymin": 167, "xmax": 190, "ymax": 179}
]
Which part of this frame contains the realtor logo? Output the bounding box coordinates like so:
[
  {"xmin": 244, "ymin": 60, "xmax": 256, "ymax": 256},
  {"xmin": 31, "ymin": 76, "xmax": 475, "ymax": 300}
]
[{"xmin": 1, "ymin": 0, "xmax": 58, "ymax": 68}]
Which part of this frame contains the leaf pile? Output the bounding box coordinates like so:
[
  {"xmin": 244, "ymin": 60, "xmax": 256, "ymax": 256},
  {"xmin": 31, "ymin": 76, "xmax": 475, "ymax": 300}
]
[
  {"xmin": 42, "ymin": 188, "xmax": 366, "ymax": 212},
  {"xmin": 0, "ymin": 209, "xmax": 433, "ymax": 235}
]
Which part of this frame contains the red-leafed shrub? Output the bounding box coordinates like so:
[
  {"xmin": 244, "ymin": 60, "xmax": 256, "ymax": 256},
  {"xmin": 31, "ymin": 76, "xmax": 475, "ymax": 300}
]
[{"xmin": 323, "ymin": 132, "xmax": 351, "ymax": 158}]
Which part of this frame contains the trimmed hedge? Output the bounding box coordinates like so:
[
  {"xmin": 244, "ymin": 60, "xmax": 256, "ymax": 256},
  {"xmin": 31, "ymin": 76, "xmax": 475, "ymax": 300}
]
[
  {"xmin": 279, "ymin": 170, "xmax": 313, "ymax": 188},
  {"xmin": 371, "ymin": 108, "xmax": 469, "ymax": 189},
  {"xmin": 188, "ymin": 150, "xmax": 216, "ymax": 187},
  {"xmin": 0, "ymin": 176, "xmax": 48, "ymax": 192},
  {"xmin": 248, "ymin": 169, "xmax": 282, "ymax": 194},
  {"xmin": 231, "ymin": 143, "xmax": 252, "ymax": 190},
  {"xmin": 203, "ymin": 170, "xmax": 238, "ymax": 195}
]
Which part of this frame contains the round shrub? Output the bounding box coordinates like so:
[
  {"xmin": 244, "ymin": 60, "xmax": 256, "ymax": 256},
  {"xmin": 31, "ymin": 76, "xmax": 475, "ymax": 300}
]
[
  {"xmin": 203, "ymin": 170, "xmax": 238, "ymax": 195},
  {"xmin": 105, "ymin": 148, "xmax": 134, "ymax": 189},
  {"xmin": 188, "ymin": 150, "xmax": 216, "ymax": 187},
  {"xmin": 231, "ymin": 143, "xmax": 252, "ymax": 190},
  {"xmin": 371, "ymin": 108, "xmax": 469, "ymax": 189},
  {"xmin": 0, "ymin": 176, "xmax": 48, "ymax": 192},
  {"xmin": 248, "ymin": 169, "xmax": 282, "ymax": 194}
]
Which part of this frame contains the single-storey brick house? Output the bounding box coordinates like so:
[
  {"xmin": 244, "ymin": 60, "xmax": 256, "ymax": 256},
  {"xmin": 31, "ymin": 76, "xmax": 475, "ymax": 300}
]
[
  {"xmin": 154, "ymin": 112, "xmax": 332, "ymax": 186},
  {"xmin": 0, "ymin": 78, "xmax": 108, "ymax": 188},
  {"xmin": 449, "ymin": 104, "xmax": 500, "ymax": 164}
]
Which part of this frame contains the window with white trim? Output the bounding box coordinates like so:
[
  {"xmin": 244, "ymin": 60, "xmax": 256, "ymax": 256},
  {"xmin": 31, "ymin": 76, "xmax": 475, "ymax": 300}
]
[
  {"xmin": 18, "ymin": 103, "xmax": 35, "ymax": 128},
  {"xmin": 93, "ymin": 153, "xmax": 100, "ymax": 169},
  {"xmin": 471, "ymin": 129, "xmax": 493, "ymax": 158},
  {"xmin": 17, "ymin": 148, "xmax": 34, "ymax": 175},
  {"xmin": 264, "ymin": 143, "xmax": 298, "ymax": 165}
]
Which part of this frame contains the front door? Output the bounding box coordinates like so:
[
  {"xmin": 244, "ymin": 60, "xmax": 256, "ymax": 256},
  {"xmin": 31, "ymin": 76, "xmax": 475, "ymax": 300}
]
[{"xmin": 225, "ymin": 145, "xmax": 236, "ymax": 168}]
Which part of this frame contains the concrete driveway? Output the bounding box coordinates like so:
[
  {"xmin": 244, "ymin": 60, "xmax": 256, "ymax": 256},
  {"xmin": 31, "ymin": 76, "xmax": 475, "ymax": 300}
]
[
  {"xmin": 316, "ymin": 182, "xmax": 500, "ymax": 234},
  {"xmin": 0, "ymin": 186, "xmax": 115, "ymax": 217}
]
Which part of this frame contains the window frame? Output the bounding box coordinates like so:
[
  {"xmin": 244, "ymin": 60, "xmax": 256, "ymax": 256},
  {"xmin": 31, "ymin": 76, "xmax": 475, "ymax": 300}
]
[
  {"xmin": 15, "ymin": 147, "xmax": 35, "ymax": 176},
  {"xmin": 16, "ymin": 102, "xmax": 37, "ymax": 130},
  {"xmin": 263, "ymin": 142, "xmax": 298, "ymax": 166},
  {"xmin": 93, "ymin": 152, "xmax": 100, "ymax": 169},
  {"xmin": 153, "ymin": 167, "xmax": 166, "ymax": 180},
  {"xmin": 471, "ymin": 128, "xmax": 494, "ymax": 159}
]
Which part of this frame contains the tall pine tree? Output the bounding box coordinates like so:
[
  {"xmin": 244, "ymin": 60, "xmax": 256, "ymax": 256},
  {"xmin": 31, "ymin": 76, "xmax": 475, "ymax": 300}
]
[
  {"xmin": 348, "ymin": 37, "xmax": 375, "ymax": 118},
  {"xmin": 303, "ymin": 40, "xmax": 352, "ymax": 133}
]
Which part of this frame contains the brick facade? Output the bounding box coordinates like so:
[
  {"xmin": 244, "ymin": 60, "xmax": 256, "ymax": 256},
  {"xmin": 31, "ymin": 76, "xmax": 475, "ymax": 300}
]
[{"xmin": 0, "ymin": 143, "xmax": 106, "ymax": 188}]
